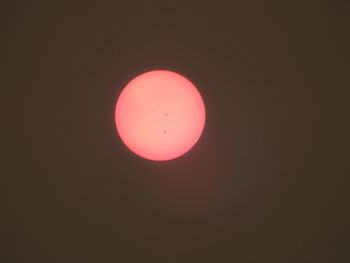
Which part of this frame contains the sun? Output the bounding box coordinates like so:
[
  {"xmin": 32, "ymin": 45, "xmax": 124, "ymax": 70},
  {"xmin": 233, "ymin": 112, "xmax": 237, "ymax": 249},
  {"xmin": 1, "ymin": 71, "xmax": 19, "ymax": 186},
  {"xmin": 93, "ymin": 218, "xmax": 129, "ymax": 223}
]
[{"xmin": 115, "ymin": 70, "xmax": 205, "ymax": 161}]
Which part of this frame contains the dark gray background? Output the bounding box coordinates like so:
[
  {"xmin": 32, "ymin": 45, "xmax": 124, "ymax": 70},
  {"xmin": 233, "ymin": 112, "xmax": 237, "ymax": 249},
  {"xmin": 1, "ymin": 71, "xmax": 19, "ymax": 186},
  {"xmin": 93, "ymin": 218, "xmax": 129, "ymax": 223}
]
[{"xmin": 3, "ymin": 1, "xmax": 348, "ymax": 262}]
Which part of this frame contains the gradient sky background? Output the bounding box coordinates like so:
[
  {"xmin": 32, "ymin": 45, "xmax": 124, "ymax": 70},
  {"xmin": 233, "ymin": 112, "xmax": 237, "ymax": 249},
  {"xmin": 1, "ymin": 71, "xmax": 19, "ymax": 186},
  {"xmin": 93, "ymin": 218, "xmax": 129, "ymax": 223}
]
[{"xmin": 3, "ymin": 1, "xmax": 348, "ymax": 262}]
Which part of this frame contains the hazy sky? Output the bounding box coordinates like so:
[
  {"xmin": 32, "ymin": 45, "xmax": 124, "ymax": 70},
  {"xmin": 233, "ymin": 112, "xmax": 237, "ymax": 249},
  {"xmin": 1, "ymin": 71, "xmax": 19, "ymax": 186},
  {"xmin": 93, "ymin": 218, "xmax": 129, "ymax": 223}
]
[{"xmin": 3, "ymin": 1, "xmax": 348, "ymax": 262}]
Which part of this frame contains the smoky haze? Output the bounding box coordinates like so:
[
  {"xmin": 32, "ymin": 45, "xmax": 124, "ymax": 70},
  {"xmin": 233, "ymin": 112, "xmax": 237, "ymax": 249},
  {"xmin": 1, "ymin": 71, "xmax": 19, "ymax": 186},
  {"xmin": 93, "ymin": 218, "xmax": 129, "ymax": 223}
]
[{"xmin": 3, "ymin": 1, "xmax": 348, "ymax": 263}]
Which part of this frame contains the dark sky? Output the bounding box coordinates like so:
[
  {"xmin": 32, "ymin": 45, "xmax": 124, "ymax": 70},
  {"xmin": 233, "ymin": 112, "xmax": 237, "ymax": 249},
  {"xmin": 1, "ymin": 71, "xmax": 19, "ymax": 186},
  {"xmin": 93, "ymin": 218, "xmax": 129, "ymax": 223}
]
[{"xmin": 3, "ymin": 1, "xmax": 348, "ymax": 262}]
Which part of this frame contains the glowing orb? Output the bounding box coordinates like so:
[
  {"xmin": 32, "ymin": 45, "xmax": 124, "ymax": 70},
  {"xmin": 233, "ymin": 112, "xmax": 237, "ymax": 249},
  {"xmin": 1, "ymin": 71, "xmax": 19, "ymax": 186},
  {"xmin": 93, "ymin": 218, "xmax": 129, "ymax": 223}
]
[{"xmin": 115, "ymin": 70, "xmax": 205, "ymax": 161}]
